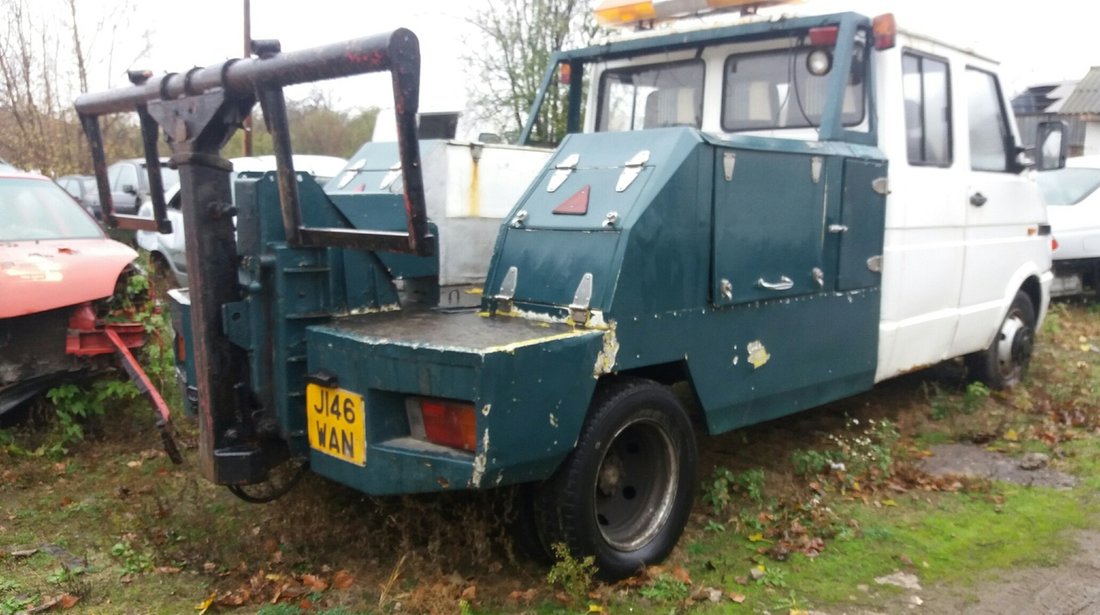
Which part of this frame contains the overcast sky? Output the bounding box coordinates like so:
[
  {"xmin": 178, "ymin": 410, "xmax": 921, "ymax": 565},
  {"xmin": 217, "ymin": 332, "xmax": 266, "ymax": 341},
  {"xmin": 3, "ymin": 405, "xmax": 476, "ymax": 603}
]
[{"xmin": 101, "ymin": 0, "xmax": 1092, "ymax": 117}]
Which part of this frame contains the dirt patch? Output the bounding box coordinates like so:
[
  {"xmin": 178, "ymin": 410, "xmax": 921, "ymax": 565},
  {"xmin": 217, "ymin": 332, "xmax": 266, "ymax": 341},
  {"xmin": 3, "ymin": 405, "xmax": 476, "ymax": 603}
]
[
  {"xmin": 920, "ymin": 530, "xmax": 1100, "ymax": 614},
  {"xmin": 917, "ymin": 443, "xmax": 1077, "ymax": 489}
]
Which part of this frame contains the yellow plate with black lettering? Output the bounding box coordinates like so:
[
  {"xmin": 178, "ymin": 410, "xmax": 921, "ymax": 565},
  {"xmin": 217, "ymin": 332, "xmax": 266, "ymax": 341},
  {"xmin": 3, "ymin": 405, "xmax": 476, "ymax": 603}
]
[{"xmin": 306, "ymin": 383, "xmax": 366, "ymax": 466}]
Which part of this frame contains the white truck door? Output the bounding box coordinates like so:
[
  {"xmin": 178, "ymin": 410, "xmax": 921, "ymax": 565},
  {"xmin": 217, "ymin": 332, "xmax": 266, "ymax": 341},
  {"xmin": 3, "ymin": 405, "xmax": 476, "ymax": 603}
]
[
  {"xmin": 953, "ymin": 67, "xmax": 1045, "ymax": 354},
  {"xmin": 875, "ymin": 48, "xmax": 965, "ymax": 381}
]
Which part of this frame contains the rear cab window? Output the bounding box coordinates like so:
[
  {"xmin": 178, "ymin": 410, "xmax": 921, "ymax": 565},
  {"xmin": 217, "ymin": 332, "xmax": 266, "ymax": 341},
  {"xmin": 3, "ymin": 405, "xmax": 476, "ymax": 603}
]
[
  {"xmin": 596, "ymin": 60, "xmax": 705, "ymax": 132},
  {"xmin": 721, "ymin": 45, "xmax": 866, "ymax": 132}
]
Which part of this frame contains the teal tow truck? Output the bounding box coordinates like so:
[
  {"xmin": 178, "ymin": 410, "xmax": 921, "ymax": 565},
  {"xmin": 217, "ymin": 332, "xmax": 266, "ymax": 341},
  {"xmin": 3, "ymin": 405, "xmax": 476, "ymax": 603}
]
[{"xmin": 76, "ymin": 2, "xmax": 1056, "ymax": 579}]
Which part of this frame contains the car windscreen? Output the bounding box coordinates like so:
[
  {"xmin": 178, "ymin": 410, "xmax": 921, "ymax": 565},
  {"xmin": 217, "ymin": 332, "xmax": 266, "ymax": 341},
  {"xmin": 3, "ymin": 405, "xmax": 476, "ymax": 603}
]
[
  {"xmin": 0, "ymin": 178, "xmax": 104, "ymax": 240},
  {"xmin": 1037, "ymin": 167, "xmax": 1100, "ymax": 206}
]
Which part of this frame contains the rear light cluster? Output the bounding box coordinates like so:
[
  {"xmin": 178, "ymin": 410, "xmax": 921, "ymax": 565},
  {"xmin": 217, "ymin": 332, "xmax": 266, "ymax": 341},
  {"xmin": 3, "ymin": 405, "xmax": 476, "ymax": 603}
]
[{"xmin": 406, "ymin": 397, "xmax": 477, "ymax": 452}]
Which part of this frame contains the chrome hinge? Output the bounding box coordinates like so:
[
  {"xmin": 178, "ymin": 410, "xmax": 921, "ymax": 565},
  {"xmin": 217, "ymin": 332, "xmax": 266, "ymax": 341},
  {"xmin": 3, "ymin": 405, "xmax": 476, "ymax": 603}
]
[
  {"xmin": 495, "ymin": 266, "xmax": 518, "ymax": 312},
  {"xmin": 569, "ymin": 273, "xmax": 593, "ymax": 325},
  {"xmin": 547, "ymin": 153, "xmax": 580, "ymax": 192},
  {"xmin": 616, "ymin": 150, "xmax": 649, "ymax": 192},
  {"xmin": 723, "ymin": 151, "xmax": 736, "ymax": 182}
]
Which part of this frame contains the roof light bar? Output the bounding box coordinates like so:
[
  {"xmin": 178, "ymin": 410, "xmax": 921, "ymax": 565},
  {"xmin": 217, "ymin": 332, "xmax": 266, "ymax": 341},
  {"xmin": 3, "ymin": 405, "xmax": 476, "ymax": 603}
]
[{"xmin": 595, "ymin": 0, "xmax": 797, "ymax": 27}]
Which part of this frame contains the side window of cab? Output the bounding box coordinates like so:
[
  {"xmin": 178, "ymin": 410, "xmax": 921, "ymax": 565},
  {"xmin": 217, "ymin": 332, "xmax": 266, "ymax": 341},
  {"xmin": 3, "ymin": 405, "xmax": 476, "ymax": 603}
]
[
  {"xmin": 965, "ymin": 67, "xmax": 1012, "ymax": 172},
  {"xmin": 902, "ymin": 51, "xmax": 951, "ymax": 166}
]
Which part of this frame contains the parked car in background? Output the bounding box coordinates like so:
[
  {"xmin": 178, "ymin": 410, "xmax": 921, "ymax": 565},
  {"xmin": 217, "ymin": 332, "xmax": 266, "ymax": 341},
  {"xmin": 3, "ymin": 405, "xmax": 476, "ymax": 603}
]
[
  {"xmin": 56, "ymin": 174, "xmax": 99, "ymax": 216},
  {"xmin": 97, "ymin": 157, "xmax": 180, "ymax": 218},
  {"xmin": 1038, "ymin": 155, "xmax": 1100, "ymax": 295},
  {"xmin": 0, "ymin": 171, "xmax": 148, "ymax": 416},
  {"xmin": 136, "ymin": 155, "xmax": 346, "ymax": 286}
]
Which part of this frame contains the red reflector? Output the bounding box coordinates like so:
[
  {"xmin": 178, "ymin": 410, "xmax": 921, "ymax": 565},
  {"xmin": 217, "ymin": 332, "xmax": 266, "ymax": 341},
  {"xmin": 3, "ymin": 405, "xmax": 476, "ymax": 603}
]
[
  {"xmin": 553, "ymin": 185, "xmax": 591, "ymax": 215},
  {"xmin": 419, "ymin": 399, "xmax": 477, "ymax": 452},
  {"xmin": 873, "ymin": 13, "xmax": 897, "ymax": 50},
  {"xmin": 808, "ymin": 26, "xmax": 838, "ymax": 47},
  {"xmin": 1052, "ymin": 237, "xmax": 1059, "ymax": 252}
]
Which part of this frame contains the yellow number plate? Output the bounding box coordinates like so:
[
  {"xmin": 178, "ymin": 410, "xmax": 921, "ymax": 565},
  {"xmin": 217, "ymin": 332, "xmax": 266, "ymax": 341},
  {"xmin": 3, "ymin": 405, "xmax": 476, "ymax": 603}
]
[{"xmin": 306, "ymin": 383, "xmax": 366, "ymax": 466}]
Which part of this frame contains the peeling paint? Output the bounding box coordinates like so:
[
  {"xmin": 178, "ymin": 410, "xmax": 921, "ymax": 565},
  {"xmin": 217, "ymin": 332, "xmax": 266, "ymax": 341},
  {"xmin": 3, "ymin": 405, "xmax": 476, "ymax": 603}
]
[
  {"xmin": 480, "ymin": 403, "xmax": 491, "ymax": 417},
  {"xmin": 347, "ymin": 302, "xmax": 401, "ymax": 316},
  {"xmin": 470, "ymin": 428, "xmax": 490, "ymax": 487},
  {"xmin": 549, "ymin": 413, "xmax": 559, "ymax": 428},
  {"xmin": 747, "ymin": 340, "xmax": 770, "ymax": 369},
  {"xmin": 593, "ymin": 324, "xmax": 620, "ymax": 377}
]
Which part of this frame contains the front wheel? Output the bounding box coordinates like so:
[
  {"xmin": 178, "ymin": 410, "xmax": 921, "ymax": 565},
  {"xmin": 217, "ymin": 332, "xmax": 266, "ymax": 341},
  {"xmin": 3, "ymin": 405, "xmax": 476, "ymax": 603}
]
[
  {"xmin": 966, "ymin": 290, "xmax": 1036, "ymax": 389},
  {"xmin": 535, "ymin": 378, "xmax": 697, "ymax": 581}
]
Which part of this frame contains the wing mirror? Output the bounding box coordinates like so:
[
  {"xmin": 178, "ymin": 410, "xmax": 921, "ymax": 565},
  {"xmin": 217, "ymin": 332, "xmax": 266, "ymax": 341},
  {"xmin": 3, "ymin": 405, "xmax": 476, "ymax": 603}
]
[{"xmin": 1035, "ymin": 121, "xmax": 1067, "ymax": 171}]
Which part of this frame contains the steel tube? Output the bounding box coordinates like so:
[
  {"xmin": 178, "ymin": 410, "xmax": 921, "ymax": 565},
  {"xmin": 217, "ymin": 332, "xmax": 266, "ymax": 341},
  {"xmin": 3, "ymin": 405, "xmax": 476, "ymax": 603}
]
[{"xmin": 75, "ymin": 29, "xmax": 415, "ymax": 116}]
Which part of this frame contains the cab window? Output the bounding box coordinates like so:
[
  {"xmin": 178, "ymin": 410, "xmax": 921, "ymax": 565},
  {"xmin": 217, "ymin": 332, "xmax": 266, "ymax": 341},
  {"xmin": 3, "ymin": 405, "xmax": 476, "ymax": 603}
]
[
  {"xmin": 721, "ymin": 45, "xmax": 865, "ymax": 132},
  {"xmin": 966, "ymin": 68, "xmax": 1011, "ymax": 172},
  {"xmin": 902, "ymin": 51, "xmax": 951, "ymax": 166},
  {"xmin": 596, "ymin": 60, "xmax": 705, "ymax": 132}
]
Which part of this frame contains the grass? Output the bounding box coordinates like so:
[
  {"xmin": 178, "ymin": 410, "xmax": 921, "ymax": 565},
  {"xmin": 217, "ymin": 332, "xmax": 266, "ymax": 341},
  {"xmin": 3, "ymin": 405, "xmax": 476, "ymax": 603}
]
[{"xmin": 1, "ymin": 298, "xmax": 1100, "ymax": 613}]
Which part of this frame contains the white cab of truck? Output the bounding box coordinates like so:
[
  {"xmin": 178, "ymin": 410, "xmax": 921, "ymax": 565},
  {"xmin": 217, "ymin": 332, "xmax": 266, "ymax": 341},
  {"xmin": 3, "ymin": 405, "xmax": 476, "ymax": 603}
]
[{"xmin": 584, "ymin": 1, "xmax": 1056, "ymax": 388}]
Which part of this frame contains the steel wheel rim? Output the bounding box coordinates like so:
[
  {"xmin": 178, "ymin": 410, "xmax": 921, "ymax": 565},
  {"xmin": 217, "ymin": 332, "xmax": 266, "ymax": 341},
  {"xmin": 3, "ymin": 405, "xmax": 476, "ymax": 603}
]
[
  {"xmin": 996, "ymin": 311, "xmax": 1031, "ymax": 380},
  {"xmin": 593, "ymin": 417, "xmax": 678, "ymax": 551}
]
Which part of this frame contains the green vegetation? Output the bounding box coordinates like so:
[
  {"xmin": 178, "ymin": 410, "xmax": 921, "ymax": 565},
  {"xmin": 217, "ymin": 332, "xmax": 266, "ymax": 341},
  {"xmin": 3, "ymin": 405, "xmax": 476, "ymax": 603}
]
[{"xmin": 1, "ymin": 299, "xmax": 1099, "ymax": 613}]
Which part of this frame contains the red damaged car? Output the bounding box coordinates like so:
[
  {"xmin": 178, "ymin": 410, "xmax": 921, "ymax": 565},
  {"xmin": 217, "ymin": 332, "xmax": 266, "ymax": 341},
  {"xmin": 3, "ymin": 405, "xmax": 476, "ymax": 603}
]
[{"xmin": 0, "ymin": 171, "xmax": 149, "ymax": 416}]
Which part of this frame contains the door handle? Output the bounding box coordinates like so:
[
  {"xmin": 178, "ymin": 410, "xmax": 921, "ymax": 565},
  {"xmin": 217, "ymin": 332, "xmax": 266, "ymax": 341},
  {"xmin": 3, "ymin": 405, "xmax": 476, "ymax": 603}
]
[
  {"xmin": 756, "ymin": 275, "xmax": 794, "ymax": 291},
  {"xmin": 970, "ymin": 192, "xmax": 987, "ymax": 207}
]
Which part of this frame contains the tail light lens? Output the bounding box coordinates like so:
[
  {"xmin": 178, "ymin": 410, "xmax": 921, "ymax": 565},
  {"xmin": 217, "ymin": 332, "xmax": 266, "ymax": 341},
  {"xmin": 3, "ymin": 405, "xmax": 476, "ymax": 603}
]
[
  {"xmin": 406, "ymin": 397, "xmax": 477, "ymax": 452},
  {"xmin": 1052, "ymin": 236, "xmax": 1059, "ymax": 252}
]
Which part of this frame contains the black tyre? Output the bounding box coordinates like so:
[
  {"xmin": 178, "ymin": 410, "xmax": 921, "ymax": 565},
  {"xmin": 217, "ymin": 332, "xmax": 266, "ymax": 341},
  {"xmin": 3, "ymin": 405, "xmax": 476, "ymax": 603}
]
[
  {"xmin": 508, "ymin": 484, "xmax": 554, "ymax": 564},
  {"xmin": 966, "ymin": 290, "xmax": 1036, "ymax": 389},
  {"xmin": 535, "ymin": 378, "xmax": 697, "ymax": 581}
]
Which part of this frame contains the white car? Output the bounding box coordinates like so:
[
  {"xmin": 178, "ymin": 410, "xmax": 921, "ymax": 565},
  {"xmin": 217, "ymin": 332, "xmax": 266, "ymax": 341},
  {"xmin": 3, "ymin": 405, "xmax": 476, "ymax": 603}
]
[
  {"xmin": 1038, "ymin": 155, "xmax": 1100, "ymax": 295},
  {"xmin": 136, "ymin": 155, "xmax": 346, "ymax": 286}
]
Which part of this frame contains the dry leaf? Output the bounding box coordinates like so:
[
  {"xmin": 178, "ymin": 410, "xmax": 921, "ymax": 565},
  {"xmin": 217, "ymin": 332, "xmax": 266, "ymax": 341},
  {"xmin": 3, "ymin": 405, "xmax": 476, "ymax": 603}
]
[
  {"xmin": 58, "ymin": 593, "xmax": 80, "ymax": 609},
  {"xmin": 196, "ymin": 592, "xmax": 217, "ymax": 614},
  {"xmin": 461, "ymin": 585, "xmax": 477, "ymax": 601},
  {"xmin": 747, "ymin": 532, "xmax": 765, "ymax": 542},
  {"xmin": 216, "ymin": 588, "xmax": 251, "ymax": 607},
  {"xmin": 728, "ymin": 592, "xmax": 746, "ymax": 603},
  {"xmin": 331, "ymin": 569, "xmax": 355, "ymax": 589},
  {"xmin": 671, "ymin": 566, "xmax": 692, "ymax": 585},
  {"xmin": 301, "ymin": 574, "xmax": 328, "ymax": 591},
  {"xmin": 1004, "ymin": 429, "xmax": 1019, "ymax": 442},
  {"xmin": 155, "ymin": 566, "xmax": 182, "ymax": 574}
]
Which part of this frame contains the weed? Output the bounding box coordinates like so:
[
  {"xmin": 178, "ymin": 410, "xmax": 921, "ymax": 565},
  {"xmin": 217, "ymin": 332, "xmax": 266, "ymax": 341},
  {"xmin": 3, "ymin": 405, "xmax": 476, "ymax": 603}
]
[
  {"xmin": 790, "ymin": 417, "xmax": 900, "ymax": 484},
  {"xmin": 639, "ymin": 573, "xmax": 691, "ymax": 603},
  {"xmin": 45, "ymin": 378, "xmax": 138, "ymax": 450},
  {"xmin": 110, "ymin": 540, "xmax": 153, "ymax": 576},
  {"xmin": 702, "ymin": 467, "xmax": 766, "ymax": 515},
  {"xmin": 0, "ymin": 595, "xmax": 36, "ymax": 615},
  {"xmin": 704, "ymin": 520, "xmax": 726, "ymax": 533},
  {"xmin": 546, "ymin": 542, "xmax": 597, "ymax": 601}
]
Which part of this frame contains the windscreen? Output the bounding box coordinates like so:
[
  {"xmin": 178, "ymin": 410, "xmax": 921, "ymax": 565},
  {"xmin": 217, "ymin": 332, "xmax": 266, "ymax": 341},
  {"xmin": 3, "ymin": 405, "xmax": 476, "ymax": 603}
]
[
  {"xmin": 1038, "ymin": 167, "xmax": 1100, "ymax": 206},
  {"xmin": 0, "ymin": 178, "xmax": 104, "ymax": 241}
]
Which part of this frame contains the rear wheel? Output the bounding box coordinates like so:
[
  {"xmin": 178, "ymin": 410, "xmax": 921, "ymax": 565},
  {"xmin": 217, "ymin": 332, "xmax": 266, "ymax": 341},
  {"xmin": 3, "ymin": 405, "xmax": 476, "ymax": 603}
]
[
  {"xmin": 535, "ymin": 378, "xmax": 697, "ymax": 581},
  {"xmin": 966, "ymin": 290, "xmax": 1036, "ymax": 389}
]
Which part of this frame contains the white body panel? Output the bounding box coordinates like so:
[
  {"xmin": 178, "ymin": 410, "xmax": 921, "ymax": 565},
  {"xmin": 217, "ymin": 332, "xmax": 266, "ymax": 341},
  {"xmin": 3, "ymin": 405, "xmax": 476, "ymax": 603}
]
[
  {"xmin": 872, "ymin": 33, "xmax": 1051, "ymax": 381},
  {"xmin": 420, "ymin": 141, "xmax": 553, "ymax": 287}
]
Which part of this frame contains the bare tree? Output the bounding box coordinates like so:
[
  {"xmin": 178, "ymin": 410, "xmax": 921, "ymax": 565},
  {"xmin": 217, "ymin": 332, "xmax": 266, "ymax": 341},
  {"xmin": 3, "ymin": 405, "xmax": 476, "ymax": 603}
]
[
  {"xmin": 465, "ymin": 0, "xmax": 598, "ymax": 145},
  {"xmin": 0, "ymin": 0, "xmax": 148, "ymax": 175}
]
